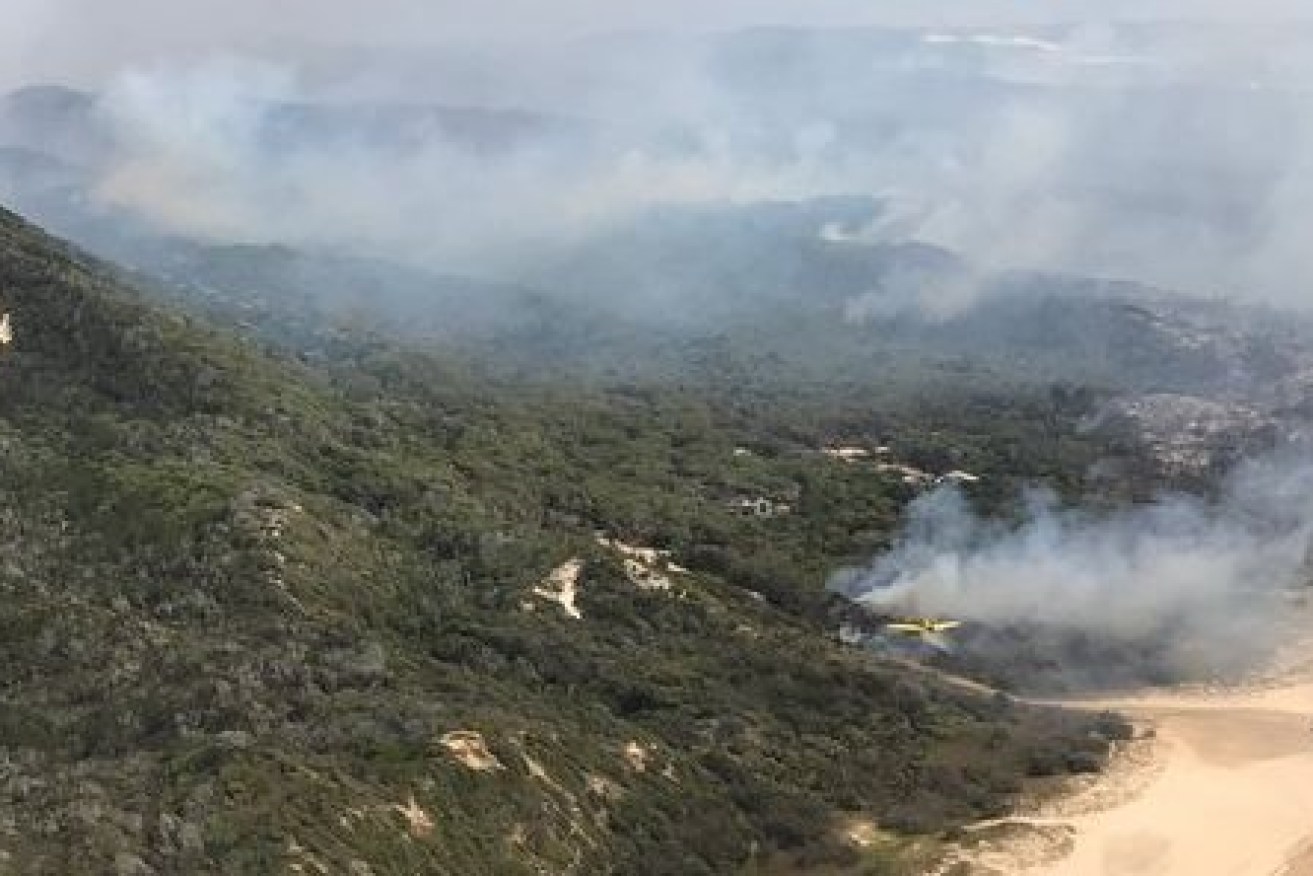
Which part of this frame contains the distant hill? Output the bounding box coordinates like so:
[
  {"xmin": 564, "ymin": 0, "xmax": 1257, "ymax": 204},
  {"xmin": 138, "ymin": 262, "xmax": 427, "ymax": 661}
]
[
  {"xmin": 1, "ymin": 140, "xmax": 1301, "ymax": 402},
  {"xmin": 0, "ymin": 85, "xmax": 108, "ymax": 163},
  {"xmin": 0, "ymin": 84, "xmax": 581, "ymax": 165}
]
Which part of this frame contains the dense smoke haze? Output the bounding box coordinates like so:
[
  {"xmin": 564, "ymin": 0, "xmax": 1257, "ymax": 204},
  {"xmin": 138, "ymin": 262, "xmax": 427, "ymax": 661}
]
[
  {"xmin": 9, "ymin": 0, "xmax": 1312, "ymax": 84},
  {"xmin": 5, "ymin": 2, "xmax": 1313, "ymax": 312},
  {"xmin": 832, "ymin": 456, "xmax": 1313, "ymax": 681}
]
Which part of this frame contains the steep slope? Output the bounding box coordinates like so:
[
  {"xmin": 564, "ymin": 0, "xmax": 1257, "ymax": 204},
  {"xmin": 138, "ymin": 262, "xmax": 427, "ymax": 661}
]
[{"xmin": 0, "ymin": 206, "xmax": 1119, "ymax": 875}]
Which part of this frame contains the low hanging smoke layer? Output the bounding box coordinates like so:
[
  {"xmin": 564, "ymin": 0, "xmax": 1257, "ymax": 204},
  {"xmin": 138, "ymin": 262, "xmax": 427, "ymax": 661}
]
[
  {"xmin": 8, "ymin": 4, "xmax": 1313, "ymax": 315},
  {"xmin": 831, "ymin": 456, "xmax": 1313, "ymax": 681}
]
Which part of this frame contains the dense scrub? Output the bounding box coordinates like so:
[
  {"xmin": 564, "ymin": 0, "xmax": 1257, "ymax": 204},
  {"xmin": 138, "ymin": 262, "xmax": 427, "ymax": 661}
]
[{"xmin": 0, "ymin": 207, "xmax": 1123, "ymax": 874}]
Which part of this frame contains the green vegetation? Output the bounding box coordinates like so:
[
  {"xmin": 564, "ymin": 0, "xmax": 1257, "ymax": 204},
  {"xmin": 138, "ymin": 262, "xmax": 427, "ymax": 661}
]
[{"xmin": 0, "ymin": 206, "xmax": 1128, "ymax": 874}]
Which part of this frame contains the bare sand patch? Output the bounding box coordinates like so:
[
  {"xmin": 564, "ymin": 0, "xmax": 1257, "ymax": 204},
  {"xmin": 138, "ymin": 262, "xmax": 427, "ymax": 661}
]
[
  {"xmin": 392, "ymin": 796, "xmax": 435, "ymax": 838},
  {"xmin": 533, "ymin": 559, "xmax": 585, "ymax": 619},
  {"xmin": 595, "ymin": 536, "xmax": 686, "ymax": 591},
  {"xmin": 438, "ymin": 731, "xmax": 505, "ymax": 772}
]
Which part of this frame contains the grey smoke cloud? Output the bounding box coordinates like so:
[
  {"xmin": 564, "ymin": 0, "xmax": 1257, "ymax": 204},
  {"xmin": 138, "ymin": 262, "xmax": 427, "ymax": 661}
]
[
  {"xmin": 8, "ymin": 2, "xmax": 1313, "ymax": 311},
  {"xmin": 83, "ymin": 56, "xmax": 845, "ymax": 269},
  {"xmin": 7, "ymin": 0, "xmax": 1313, "ymax": 89},
  {"xmin": 831, "ymin": 456, "xmax": 1313, "ymax": 679}
]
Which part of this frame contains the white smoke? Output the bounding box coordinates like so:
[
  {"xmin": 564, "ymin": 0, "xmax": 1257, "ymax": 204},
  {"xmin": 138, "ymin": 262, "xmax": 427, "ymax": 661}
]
[
  {"xmin": 83, "ymin": 57, "xmax": 851, "ymax": 270},
  {"xmin": 93, "ymin": 59, "xmax": 295, "ymax": 240},
  {"xmin": 832, "ymin": 456, "xmax": 1313, "ymax": 675},
  {"xmin": 8, "ymin": 7, "xmax": 1313, "ymax": 312}
]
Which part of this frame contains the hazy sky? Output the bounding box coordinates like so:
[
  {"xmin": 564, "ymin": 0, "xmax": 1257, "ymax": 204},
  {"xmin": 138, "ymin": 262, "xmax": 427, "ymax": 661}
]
[{"xmin": 5, "ymin": 0, "xmax": 1310, "ymax": 89}]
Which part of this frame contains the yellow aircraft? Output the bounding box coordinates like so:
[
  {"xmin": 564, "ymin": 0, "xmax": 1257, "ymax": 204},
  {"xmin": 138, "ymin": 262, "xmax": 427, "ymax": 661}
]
[
  {"xmin": 885, "ymin": 618, "xmax": 963, "ymax": 636},
  {"xmin": 884, "ymin": 617, "xmax": 962, "ymax": 651}
]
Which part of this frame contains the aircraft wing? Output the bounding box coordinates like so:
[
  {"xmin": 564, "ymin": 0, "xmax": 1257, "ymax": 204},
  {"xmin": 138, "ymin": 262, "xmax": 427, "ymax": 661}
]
[{"xmin": 885, "ymin": 623, "xmax": 926, "ymax": 634}]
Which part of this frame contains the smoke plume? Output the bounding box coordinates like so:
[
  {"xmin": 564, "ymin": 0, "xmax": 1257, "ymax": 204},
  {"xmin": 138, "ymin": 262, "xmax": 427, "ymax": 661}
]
[{"xmin": 831, "ymin": 455, "xmax": 1313, "ymax": 683}]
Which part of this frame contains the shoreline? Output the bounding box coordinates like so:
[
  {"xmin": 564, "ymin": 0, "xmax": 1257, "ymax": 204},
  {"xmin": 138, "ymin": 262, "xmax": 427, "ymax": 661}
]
[{"xmin": 939, "ymin": 667, "xmax": 1313, "ymax": 874}]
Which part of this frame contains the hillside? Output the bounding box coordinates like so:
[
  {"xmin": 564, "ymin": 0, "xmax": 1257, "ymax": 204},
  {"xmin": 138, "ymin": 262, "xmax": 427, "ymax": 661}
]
[{"xmin": 0, "ymin": 205, "xmax": 1134, "ymax": 874}]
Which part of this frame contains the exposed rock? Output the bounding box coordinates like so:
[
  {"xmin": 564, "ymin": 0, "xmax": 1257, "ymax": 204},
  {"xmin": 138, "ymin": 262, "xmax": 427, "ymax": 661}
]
[{"xmin": 1091, "ymin": 394, "xmax": 1275, "ymax": 477}]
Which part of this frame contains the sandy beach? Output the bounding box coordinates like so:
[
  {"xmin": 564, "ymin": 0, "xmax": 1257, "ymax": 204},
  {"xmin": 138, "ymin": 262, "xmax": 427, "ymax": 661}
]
[
  {"xmin": 1048, "ymin": 680, "xmax": 1313, "ymax": 875},
  {"xmin": 945, "ymin": 638, "xmax": 1313, "ymax": 876}
]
